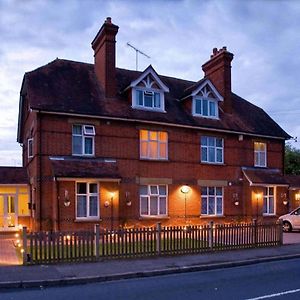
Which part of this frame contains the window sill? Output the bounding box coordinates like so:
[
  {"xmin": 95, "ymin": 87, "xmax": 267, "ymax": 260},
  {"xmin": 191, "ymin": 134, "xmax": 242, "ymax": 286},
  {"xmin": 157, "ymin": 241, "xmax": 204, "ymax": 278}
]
[
  {"xmin": 201, "ymin": 162, "xmax": 225, "ymax": 166},
  {"xmin": 72, "ymin": 154, "xmax": 95, "ymax": 157},
  {"xmin": 140, "ymin": 158, "xmax": 169, "ymax": 162},
  {"xmin": 192, "ymin": 114, "xmax": 219, "ymax": 120},
  {"xmin": 263, "ymin": 214, "xmax": 276, "ymax": 217},
  {"xmin": 200, "ymin": 215, "xmax": 225, "ymax": 218},
  {"xmin": 254, "ymin": 165, "xmax": 267, "ymax": 168},
  {"xmin": 74, "ymin": 218, "xmax": 102, "ymax": 223},
  {"xmin": 139, "ymin": 216, "xmax": 170, "ymax": 220},
  {"xmin": 131, "ymin": 106, "xmax": 166, "ymax": 113}
]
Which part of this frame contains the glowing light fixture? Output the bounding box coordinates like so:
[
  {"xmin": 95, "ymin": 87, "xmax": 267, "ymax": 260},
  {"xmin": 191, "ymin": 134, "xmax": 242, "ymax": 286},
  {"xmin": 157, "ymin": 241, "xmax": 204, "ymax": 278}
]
[{"xmin": 180, "ymin": 185, "xmax": 191, "ymax": 194}]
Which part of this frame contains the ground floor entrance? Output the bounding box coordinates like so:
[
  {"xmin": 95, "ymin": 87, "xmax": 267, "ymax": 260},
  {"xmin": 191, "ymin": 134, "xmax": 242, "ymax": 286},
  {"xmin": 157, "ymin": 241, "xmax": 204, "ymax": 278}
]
[{"xmin": 0, "ymin": 195, "xmax": 18, "ymax": 230}]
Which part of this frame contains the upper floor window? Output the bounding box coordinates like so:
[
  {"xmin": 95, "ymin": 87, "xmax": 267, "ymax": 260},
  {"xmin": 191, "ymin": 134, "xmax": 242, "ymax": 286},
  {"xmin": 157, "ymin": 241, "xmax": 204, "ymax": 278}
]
[
  {"xmin": 140, "ymin": 185, "xmax": 167, "ymax": 217},
  {"xmin": 201, "ymin": 186, "xmax": 223, "ymax": 216},
  {"xmin": 254, "ymin": 142, "xmax": 266, "ymax": 167},
  {"xmin": 76, "ymin": 182, "xmax": 99, "ymax": 219},
  {"xmin": 135, "ymin": 90, "xmax": 162, "ymax": 109},
  {"xmin": 201, "ymin": 136, "xmax": 224, "ymax": 164},
  {"xmin": 72, "ymin": 125, "xmax": 95, "ymax": 156},
  {"xmin": 140, "ymin": 129, "xmax": 168, "ymax": 160},
  {"xmin": 28, "ymin": 138, "xmax": 33, "ymax": 158},
  {"xmin": 263, "ymin": 186, "xmax": 275, "ymax": 215},
  {"xmin": 193, "ymin": 98, "xmax": 218, "ymax": 118}
]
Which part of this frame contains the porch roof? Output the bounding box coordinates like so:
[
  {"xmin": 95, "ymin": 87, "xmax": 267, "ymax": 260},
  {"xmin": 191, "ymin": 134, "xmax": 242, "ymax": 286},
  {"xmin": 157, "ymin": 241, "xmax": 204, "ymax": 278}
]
[
  {"xmin": 242, "ymin": 167, "xmax": 289, "ymax": 186},
  {"xmin": 285, "ymin": 175, "xmax": 300, "ymax": 189},
  {"xmin": 0, "ymin": 167, "xmax": 28, "ymax": 184},
  {"xmin": 50, "ymin": 157, "xmax": 120, "ymax": 180}
]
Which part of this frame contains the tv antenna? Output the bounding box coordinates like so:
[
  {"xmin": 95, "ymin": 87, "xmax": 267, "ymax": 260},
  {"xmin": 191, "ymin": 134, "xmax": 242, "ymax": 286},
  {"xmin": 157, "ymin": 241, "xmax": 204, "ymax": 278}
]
[{"xmin": 127, "ymin": 42, "xmax": 150, "ymax": 71}]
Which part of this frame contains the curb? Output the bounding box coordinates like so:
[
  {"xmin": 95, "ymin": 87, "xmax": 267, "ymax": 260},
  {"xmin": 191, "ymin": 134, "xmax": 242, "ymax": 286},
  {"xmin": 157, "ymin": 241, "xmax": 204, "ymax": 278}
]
[{"xmin": 1, "ymin": 253, "xmax": 300, "ymax": 290}]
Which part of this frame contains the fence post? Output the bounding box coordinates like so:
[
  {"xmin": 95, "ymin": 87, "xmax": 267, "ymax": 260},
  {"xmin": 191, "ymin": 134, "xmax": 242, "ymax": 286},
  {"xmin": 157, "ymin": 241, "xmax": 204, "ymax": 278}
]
[
  {"xmin": 22, "ymin": 226, "xmax": 27, "ymax": 265},
  {"xmin": 278, "ymin": 219, "xmax": 283, "ymax": 246},
  {"xmin": 156, "ymin": 222, "xmax": 162, "ymax": 255},
  {"xmin": 94, "ymin": 224, "xmax": 100, "ymax": 260},
  {"xmin": 252, "ymin": 219, "xmax": 258, "ymax": 247},
  {"xmin": 208, "ymin": 221, "xmax": 214, "ymax": 250}
]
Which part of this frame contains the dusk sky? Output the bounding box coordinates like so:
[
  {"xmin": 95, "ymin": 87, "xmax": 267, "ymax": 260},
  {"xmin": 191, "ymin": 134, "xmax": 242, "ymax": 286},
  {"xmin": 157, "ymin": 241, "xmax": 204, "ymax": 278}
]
[{"xmin": 0, "ymin": 0, "xmax": 299, "ymax": 166}]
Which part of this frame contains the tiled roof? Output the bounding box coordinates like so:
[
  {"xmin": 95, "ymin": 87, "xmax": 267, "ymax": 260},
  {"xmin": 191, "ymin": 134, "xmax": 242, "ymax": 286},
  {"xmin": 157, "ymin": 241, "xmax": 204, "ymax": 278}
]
[
  {"xmin": 0, "ymin": 167, "xmax": 28, "ymax": 184},
  {"xmin": 242, "ymin": 167, "xmax": 289, "ymax": 186},
  {"xmin": 50, "ymin": 157, "xmax": 120, "ymax": 179},
  {"xmin": 285, "ymin": 175, "xmax": 300, "ymax": 189},
  {"xmin": 21, "ymin": 59, "xmax": 290, "ymax": 140}
]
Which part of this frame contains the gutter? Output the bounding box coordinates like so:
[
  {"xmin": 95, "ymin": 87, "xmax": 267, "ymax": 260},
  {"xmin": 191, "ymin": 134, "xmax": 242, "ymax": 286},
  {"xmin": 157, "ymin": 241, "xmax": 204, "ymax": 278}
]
[{"xmin": 31, "ymin": 109, "xmax": 289, "ymax": 141}]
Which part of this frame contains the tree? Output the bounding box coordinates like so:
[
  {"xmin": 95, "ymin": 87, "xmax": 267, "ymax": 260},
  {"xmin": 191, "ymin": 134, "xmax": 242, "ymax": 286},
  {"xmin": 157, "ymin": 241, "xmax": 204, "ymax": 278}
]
[{"xmin": 285, "ymin": 143, "xmax": 300, "ymax": 175}]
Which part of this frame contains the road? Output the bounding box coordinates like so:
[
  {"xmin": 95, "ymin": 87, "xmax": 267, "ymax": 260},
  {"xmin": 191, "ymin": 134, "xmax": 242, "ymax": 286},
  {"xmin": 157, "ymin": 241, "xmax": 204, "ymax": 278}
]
[{"xmin": 2, "ymin": 258, "xmax": 300, "ymax": 300}]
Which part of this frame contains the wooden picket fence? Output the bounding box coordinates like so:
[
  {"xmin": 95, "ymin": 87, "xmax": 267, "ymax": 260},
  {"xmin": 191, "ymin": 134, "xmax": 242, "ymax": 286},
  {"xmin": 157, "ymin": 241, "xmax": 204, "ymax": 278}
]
[{"xmin": 21, "ymin": 220, "xmax": 283, "ymax": 265}]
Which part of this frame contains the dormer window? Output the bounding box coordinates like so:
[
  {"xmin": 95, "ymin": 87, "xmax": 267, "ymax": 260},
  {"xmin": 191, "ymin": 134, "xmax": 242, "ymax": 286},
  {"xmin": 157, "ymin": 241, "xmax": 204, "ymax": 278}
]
[
  {"xmin": 194, "ymin": 98, "xmax": 218, "ymax": 118},
  {"xmin": 128, "ymin": 65, "xmax": 169, "ymax": 112}
]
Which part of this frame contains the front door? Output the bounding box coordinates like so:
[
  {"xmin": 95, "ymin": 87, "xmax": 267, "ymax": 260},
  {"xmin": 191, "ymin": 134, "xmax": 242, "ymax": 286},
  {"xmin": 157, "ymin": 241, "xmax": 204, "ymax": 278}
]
[{"xmin": 0, "ymin": 195, "xmax": 18, "ymax": 230}]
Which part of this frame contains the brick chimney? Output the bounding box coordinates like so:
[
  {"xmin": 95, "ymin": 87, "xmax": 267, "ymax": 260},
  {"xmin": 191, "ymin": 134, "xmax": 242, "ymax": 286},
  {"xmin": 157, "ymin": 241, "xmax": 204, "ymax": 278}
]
[
  {"xmin": 202, "ymin": 47, "xmax": 234, "ymax": 114},
  {"xmin": 91, "ymin": 17, "xmax": 119, "ymax": 98}
]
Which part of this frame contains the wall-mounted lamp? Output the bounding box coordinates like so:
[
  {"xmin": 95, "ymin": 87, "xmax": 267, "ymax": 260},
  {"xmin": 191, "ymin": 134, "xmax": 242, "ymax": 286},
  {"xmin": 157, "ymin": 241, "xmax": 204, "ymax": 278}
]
[
  {"xmin": 281, "ymin": 192, "xmax": 288, "ymax": 206},
  {"xmin": 64, "ymin": 189, "xmax": 71, "ymax": 207},
  {"xmin": 283, "ymin": 200, "xmax": 289, "ymax": 206},
  {"xmin": 295, "ymin": 193, "xmax": 300, "ymax": 201},
  {"xmin": 233, "ymin": 193, "xmax": 239, "ymax": 206},
  {"xmin": 125, "ymin": 191, "xmax": 131, "ymax": 207}
]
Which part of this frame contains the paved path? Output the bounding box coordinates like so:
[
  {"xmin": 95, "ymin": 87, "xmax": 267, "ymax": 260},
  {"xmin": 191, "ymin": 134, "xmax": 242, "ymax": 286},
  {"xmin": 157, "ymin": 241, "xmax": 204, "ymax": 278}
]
[{"xmin": 0, "ymin": 234, "xmax": 20, "ymax": 265}]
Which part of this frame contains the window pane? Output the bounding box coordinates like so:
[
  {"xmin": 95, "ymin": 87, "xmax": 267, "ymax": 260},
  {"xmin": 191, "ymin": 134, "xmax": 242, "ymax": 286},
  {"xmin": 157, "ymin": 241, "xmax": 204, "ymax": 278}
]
[
  {"xmin": 269, "ymin": 197, "xmax": 274, "ymax": 214},
  {"xmin": 84, "ymin": 125, "xmax": 95, "ymax": 135},
  {"xmin": 154, "ymin": 93, "xmax": 161, "ymax": 108},
  {"xmin": 269, "ymin": 187, "xmax": 274, "ymax": 195},
  {"xmin": 260, "ymin": 153, "xmax": 266, "ymax": 166},
  {"xmin": 77, "ymin": 196, "xmax": 87, "ymax": 217},
  {"xmin": 216, "ymin": 138, "xmax": 222, "ymax": 147},
  {"xmin": 201, "ymin": 147, "xmax": 207, "ymax": 161},
  {"xmin": 159, "ymin": 143, "xmax": 167, "ymax": 159},
  {"xmin": 150, "ymin": 196, "xmax": 158, "ymax": 215},
  {"xmin": 144, "ymin": 93, "xmax": 153, "ymax": 107},
  {"xmin": 216, "ymin": 148, "xmax": 223, "ymax": 162},
  {"xmin": 208, "ymin": 137, "xmax": 215, "ymax": 146},
  {"xmin": 201, "ymin": 197, "xmax": 207, "ymax": 214},
  {"xmin": 255, "ymin": 152, "xmax": 259, "ymax": 166},
  {"xmin": 150, "ymin": 185, "xmax": 158, "ymax": 195},
  {"xmin": 137, "ymin": 90, "xmax": 143, "ymax": 106},
  {"xmin": 139, "ymin": 185, "xmax": 148, "ymax": 195},
  {"xmin": 140, "ymin": 196, "xmax": 148, "ymax": 215},
  {"xmin": 140, "ymin": 141, "xmax": 148, "ymax": 157},
  {"xmin": 208, "ymin": 197, "xmax": 215, "ymax": 214},
  {"xmin": 209, "ymin": 187, "xmax": 215, "ymax": 195},
  {"xmin": 73, "ymin": 125, "xmax": 82, "ymax": 134},
  {"xmin": 140, "ymin": 130, "xmax": 148, "ymax": 140},
  {"xmin": 209, "ymin": 101, "xmax": 216, "ymax": 116},
  {"xmin": 216, "ymin": 187, "xmax": 222, "ymax": 196},
  {"xmin": 159, "ymin": 131, "xmax": 167, "ymax": 142},
  {"xmin": 202, "ymin": 99, "xmax": 208, "ymax": 115},
  {"xmin": 159, "ymin": 185, "xmax": 167, "ymax": 195},
  {"xmin": 159, "ymin": 197, "xmax": 167, "ymax": 214},
  {"xmin": 208, "ymin": 147, "xmax": 215, "ymax": 162},
  {"xmin": 149, "ymin": 141, "xmax": 158, "ymax": 158},
  {"xmin": 263, "ymin": 197, "xmax": 267, "ymax": 214},
  {"xmin": 89, "ymin": 183, "xmax": 97, "ymax": 194},
  {"xmin": 201, "ymin": 136, "xmax": 208, "ymax": 146},
  {"xmin": 201, "ymin": 187, "xmax": 208, "ymax": 195},
  {"xmin": 84, "ymin": 137, "xmax": 93, "ymax": 154},
  {"xmin": 216, "ymin": 197, "xmax": 223, "ymax": 215},
  {"xmin": 77, "ymin": 183, "xmax": 86, "ymax": 194},
  {"xmin": 195, "ymin": 99, "xmax": 202, "ymax": 114},
  {"xmin": 89, "ymin": 196, "xmax": 98, "ymax": 217},
  {"xmin": 149, "ymin": 131, "xmax": 158, "ymax": 140},
  {"xmin": 73, "ymin": 136, "xmax": 82, "ymax": 154}
]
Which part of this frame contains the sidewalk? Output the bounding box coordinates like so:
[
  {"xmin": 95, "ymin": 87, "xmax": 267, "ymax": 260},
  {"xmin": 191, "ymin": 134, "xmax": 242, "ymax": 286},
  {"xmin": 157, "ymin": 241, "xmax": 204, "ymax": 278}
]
[{"xmin": 0, "ymin": 243, "xmax": 300, "ymax": 290}]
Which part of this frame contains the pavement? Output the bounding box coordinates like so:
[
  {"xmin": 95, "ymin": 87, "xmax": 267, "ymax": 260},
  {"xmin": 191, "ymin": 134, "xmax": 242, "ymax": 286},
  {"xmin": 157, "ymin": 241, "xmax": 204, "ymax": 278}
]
[{"xmin": 0, "ymin": 241, "xmax": 300, "ymax": 290}]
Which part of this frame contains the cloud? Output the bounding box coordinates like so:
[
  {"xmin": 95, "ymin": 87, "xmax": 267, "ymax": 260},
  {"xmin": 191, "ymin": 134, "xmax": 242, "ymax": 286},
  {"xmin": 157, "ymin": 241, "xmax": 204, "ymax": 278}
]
[{"xmin": 0, "ymin": 0, "xmax": 299, "ymax": 167}]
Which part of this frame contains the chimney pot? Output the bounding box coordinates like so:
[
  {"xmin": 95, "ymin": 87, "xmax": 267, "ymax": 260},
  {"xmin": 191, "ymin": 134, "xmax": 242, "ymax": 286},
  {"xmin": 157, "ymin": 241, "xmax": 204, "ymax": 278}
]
[{"xmin": 106, "ymin": 17, "xmax": 112, "ymax": 24}]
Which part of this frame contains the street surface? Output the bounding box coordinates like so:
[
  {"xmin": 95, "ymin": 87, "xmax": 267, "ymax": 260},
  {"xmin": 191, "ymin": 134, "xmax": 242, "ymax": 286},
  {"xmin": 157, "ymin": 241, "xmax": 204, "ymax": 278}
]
[{"xmin": 2, "ymin": 258, "xmax": 300, "ymax": 300}]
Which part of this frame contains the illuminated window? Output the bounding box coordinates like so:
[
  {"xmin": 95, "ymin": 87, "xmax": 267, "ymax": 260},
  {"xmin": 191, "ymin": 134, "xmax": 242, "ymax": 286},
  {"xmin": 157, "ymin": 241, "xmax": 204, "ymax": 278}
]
[
  {"xmin": 140, "ymin": 185, "xmax": 167, "ymax": 217},
  {"xmin": 76, "ymin": 182, "xmax": 99, "ymax": 219},
  {"xmin": 201, "ymin": 136, "xmax": 223, "ymax": 163},
  {"xmin": 28, "ymin": 138, "xmax": 33, "ymax": 158},
  {"xmin": 201, "ymin": 187, "xmax": 223, "ymax": 216},
  {"xmin": 72, "ymin": 125, "xmax": 95, "ymax": 156},
  {"xmin": 263, "ymin": 186, "xmax": 275, "ymax": 215},
  {"xmin": 140, "ymin": 130, "xmax": 168, "ymax": 160},
  {"xmin": 254, "ymin": 142, "xmax": 267, "ymax": 167}
]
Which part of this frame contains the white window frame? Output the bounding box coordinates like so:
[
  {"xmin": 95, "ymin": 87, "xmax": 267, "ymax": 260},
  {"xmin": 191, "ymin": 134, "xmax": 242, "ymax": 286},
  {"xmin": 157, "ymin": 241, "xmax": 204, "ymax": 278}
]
[
  {"xmin": 72, "ymin": 124, "xmax": 95, "ymax": 156},
  {"xmin": 201, "ymin": 186, "xmax": 223, "ymax": 216},
  {"xmin": 201, "ymin": 136, "xmax": 224, "ymax": 164},
  {"xmin": 193, "ymin": 97, "xmax": 219, "ymax": 119},
  {"xmin": 254, "ymin": 142, "xmax": 267, "ymax": 167},
  {"xmin": 28, "ymin": 138, "xmax": 33, "ymax": 158},
  {"xmin": 132, "ymin": 87, "xmax": 165, "ymax": 112},
  {"xmin": 263, "ymin": 186, "xmax": 276, "ymax": 215},
  {"xmin": 75, "ymin": 182, "xmax": 99, "ymax": 220},
  {"xmin": 139, "ymin": 185, "xmax": 168, "ymax": 217},
  {"xmin": 140, "ymin": 130, "xmax": 168, "ymax": 160}
]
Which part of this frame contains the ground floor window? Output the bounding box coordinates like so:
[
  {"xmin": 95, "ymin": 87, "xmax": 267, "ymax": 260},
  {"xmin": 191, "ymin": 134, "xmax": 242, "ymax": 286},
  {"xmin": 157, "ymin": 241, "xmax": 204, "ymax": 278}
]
[
  {"xmin": 201, "ymin": 186, "xmax": 223, "ymax": 216},
  {"xmin": 76, "ymin": 182, "xmax": 99, "ymax": 219},
  {"xmin": 263, "ymin": 186, "xmax": 275, "ymax": 215},
  {"xmin": 139, "ymin": 185, "xmax": 167, "ymax": 217}
]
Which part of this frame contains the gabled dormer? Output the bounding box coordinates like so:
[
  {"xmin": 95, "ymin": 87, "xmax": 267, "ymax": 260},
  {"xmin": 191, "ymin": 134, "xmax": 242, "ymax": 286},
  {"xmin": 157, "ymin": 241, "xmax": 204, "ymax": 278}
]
[{"xmin": 129, "ymin": 65, "xmax": 169, "ymax": 112}]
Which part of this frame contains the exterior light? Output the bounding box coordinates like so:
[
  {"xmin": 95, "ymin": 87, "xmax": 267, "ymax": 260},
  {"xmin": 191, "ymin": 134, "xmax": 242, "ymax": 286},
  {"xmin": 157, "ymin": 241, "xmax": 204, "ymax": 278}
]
[
  {"xmin": 295, "ymin": 193, "xmax": 300, "ymax": 201},
  {"xmin": 283, "ymin": 200, "xmax": 288, "ymax": 206},
  {"xmin": 125, "ymin": 191, "xmax": 131, "ymax": 206},
  {"xmin": 181, "ymin": 185, "xmax": 190, "ymax": 194},
  {"xmin": 233, "ymin": 193, "xmax": 239, "ymax": 206},
  {"xmin": 64, "ymin": 189, "xmax": 71, "ymax": 207}
]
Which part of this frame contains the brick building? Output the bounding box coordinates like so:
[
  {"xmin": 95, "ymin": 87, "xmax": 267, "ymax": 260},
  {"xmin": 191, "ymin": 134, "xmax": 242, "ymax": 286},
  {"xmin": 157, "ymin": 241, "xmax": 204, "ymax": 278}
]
[{"xmin": 16, "ymin": 17, "xmax": 291, "ymax": 231}]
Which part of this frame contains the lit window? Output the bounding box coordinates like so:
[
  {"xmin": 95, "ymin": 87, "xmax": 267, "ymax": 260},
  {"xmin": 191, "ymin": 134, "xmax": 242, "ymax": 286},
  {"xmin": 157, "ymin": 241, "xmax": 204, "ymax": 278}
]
[
  {"xmin": 201, "ymin": 187, "xmax": 223, "ymax": 216},
  {"xmin": 28, "ymin": 138, "xmax": 33, "ymax": 158},
  {"xmin": 193, "ymin": 98, "xmax": 218, "ymax": 118},
  {"xmin": 201, "ymin": 136, "xmax": 223, "ymax": 163},
  {"xmin": 140, "ymin": 185, "xmax": 167, "ymax": 217},
  {"xmin": 72, "ymin": 125, "xmax": 95, "ymax": 156},
  {"xmin": 76, "ymin": 182, "xmax": 99, "ymax": 219},
  {"xmin": 254, "ymin": 142, "xmax": 266, "ymax": 167},
  {"xmin": 134, "ymin": 89, "xmax": 163, "ymax": 111},
  {"xmin": 140, "ymin": 130, "xmax": 168, "ymax": 160},
  {"xmin": 263, "ymin": 187, "xmax": 275, "ymax": 215}
]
